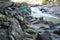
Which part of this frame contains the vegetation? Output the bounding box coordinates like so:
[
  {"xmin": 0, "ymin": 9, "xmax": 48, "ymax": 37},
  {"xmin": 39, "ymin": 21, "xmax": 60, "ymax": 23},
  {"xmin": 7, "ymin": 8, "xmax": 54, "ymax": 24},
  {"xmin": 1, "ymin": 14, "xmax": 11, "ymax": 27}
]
[
  {"xmin": 42, "ymin": 0, "xmax": 54, "ymax": 5},
  {"xmin": 0, "ymin": 16, "xmax": 11, "ymax": 22},
  {"xmin": 42, "ymin": 0, "xmax": 60, "ymax": 5}
]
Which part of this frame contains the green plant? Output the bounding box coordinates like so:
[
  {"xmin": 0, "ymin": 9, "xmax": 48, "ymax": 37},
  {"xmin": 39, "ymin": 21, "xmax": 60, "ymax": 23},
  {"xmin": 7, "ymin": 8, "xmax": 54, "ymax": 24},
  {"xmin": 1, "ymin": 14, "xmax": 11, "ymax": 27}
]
[{"xmin": 42, "ymin": 0, "xmax": 54, "ymax": 5}]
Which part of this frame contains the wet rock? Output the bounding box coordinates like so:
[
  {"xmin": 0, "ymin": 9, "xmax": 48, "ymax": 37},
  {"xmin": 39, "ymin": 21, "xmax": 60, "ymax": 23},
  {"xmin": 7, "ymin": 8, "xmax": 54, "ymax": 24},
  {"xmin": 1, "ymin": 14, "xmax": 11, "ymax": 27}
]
[
  {"xmin": 4, "ymin": 10, "xmax": 18, "ymax": 16},
  {"xmin": 8, "ymin": 18, "xmax": 24, "ymax": 40},
  {"xmin": 36, "ymin": 34, "xmax": 43, "ymax": 40},
  {"xmin": 48, "ymin": 6, "xmax": 60, "ymax": 14},
  {"xmin": 3, "ymin": 21, "xmax": 10, "ymax": 26},
  {"xmin": 38, "ymin": 30, "xmax": 52, "ymax": 40},
  {"xmin": 0, "ymin": 14, "xmax": 5, "ymax": 17},
  {"xmin": 15, "ymin": 15, "xmax": 24, "ymax": 21},
  {"xmin": 25, "ymin": 33, "xmax": 33, "ymax": 38},
  {"xmin": 0, "ymin": 1, "xmax": 60, "ymax": 40},
  {"xmin": 53, "ymin": 30, "xmax": 60, "ymax": 35},
  {"xmin": 0, "ymin": 29, "xmax": 9, "ymax": 40}
]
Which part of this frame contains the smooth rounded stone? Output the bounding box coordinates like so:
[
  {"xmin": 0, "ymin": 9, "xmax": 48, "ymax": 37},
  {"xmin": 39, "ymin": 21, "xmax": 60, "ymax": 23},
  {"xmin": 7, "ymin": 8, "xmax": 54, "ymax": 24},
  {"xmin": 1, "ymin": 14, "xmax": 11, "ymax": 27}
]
[{"xmin": 8, "ymin": 18, "xmax": 24, "ymax": 40}]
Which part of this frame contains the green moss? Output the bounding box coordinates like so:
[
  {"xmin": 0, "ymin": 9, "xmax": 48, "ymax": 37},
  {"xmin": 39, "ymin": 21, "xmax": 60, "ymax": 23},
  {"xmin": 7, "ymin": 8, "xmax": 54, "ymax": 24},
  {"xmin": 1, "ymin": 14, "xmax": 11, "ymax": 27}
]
[{"xmin": 4, "ymin": 16, "xmax": 11, "ymax": 20}]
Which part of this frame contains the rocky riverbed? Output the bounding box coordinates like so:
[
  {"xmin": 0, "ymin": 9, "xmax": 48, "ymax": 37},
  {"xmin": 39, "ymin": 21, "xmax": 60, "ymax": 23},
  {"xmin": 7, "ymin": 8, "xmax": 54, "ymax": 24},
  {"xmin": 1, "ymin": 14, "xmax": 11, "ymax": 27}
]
[{"xmin": 0, "ymin": 2, "xmax": 60, "ymax": 40}]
